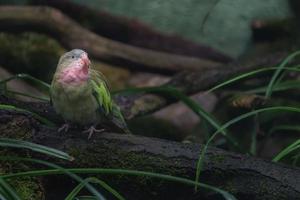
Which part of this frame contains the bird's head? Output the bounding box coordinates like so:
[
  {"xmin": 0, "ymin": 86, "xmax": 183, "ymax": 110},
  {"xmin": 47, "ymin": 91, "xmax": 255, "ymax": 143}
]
[
  {"xmin": 57, "ymin": 49, "xmax": 91, "ymax": 73},
  {"xmin": 55, "ymin": 49, "xmax": 91, "ymax": 84}
]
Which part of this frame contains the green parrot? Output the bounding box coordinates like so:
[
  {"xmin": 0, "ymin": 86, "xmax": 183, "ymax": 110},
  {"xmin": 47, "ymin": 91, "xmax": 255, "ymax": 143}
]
[{"xmin": 50, "ymin": 49, "xmax": 131, "ymax": 138}]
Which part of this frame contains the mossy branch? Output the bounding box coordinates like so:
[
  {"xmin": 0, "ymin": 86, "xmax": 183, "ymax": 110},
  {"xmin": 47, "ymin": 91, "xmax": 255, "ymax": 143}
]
[
  {"xmin": 0, "ymin": 97, "xmax": 299, "ymax": 200},
  {"xmin": 0, "ymin": 5, "xmax": 221, "ymax": 73}
]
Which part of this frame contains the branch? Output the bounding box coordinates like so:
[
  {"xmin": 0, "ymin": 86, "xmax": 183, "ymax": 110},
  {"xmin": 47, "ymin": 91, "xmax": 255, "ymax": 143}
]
[
  {"xmin": 0, "ymin": 101, "xmax": 299, "ymax": 200},
  {"xmin": 116, "ymin": 51, "xmax": 288, "ymax": 119},
  {"xmin": 0, "ymin": 6, "xmax": 221, "ymax": 73},
  {"xmin": 29, "ymin": 0, "xmax": 233, "ymax": 63}
]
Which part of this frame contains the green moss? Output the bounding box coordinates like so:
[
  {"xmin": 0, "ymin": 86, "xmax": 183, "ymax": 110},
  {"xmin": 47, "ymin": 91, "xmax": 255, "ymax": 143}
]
[
  {"xmin": 0, "ymin": 32, "xmax": 65, "ymax": 82},
  {"xmin": 0, "ymin": 150, "xmax": 44, "ymax": 200},
  {"xmin": 0, "ymin": 116, "xmax": 34, "ymax": 139},
  {"xmin": 8, "ymin": 177, "xmax": 45, "ymax": 200},
  {"xmin": 210, "ymin": 154, "xmax": 226, "ymax": 164},
  {"xmin": 69, "ymin": 142, "xmax": 188, "ymax": 187}
]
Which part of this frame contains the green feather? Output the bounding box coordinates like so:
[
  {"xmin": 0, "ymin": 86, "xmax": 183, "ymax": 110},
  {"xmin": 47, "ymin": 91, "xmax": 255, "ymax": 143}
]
[
  {"xmin": 90, "ymin": 69, "xmax": 131, "ymax": 134},
  {"xmin": 91, "ymin": 80, "xmax": 112, "ymax": 115}
]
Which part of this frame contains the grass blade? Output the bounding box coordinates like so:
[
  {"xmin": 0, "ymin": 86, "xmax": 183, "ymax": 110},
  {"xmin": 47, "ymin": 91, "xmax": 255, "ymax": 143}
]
[
  {"xmin": 195, "ymin": 106, "xmax": 300, "ymax": 190},
  {"xmin": 0, "ymin": 138, "xmax": 73, "ymax": 161},
  {"xmin": 115, "ymin": 86, "xmax": 240, "ymax": 150},
  {"xmin": 0, "ymin": 104, "xmax": 55, "ymax": 127},
  {"xmin": 247, "ymin": 80, "xmax": 300, "ymax": 94},
  {"xmin": 265, "ymin": 50, "xmax": 300, "ymax": 98},
  {"xmin": 0, "ymin": 74, "xmax": 50, "ymax": 91},
  {"xmin": 0, "ymin": 193, "xmax": 9, "ymax": 200},
  {"xmin": 2, "ymin": 168, "xmax": 237, "ymax": 200},
  {"xmin": 268, "ymin": 125, "xmax": 300, "ymax": 136},
  {"xmin": 5, "ymin": 89, "xmax": 50, "ymax": 102},
  {"xmin": 207, "ymin": 67, "xmax": 300, "ymax": 93},
  {"xmin": 250, "ymin": 113, "xmax": 259, "ymax": 155},
  {"xmin": 0, "ymin": 177, "xmax": 21, "ymax": 200},
  {"xmin": 273, "ymin": 139, "xmax": 300, "ymax": 162},
  {"xmin": 66, "ymin": 177, "xmax": 126, "ymax": 200},
  {"xmin": 0, "ymin": 157, "xmax": 106, "ymax": 200},
  {"xmin": 75, "ymin": 196, "xmax": 98, "ymax": 200}
]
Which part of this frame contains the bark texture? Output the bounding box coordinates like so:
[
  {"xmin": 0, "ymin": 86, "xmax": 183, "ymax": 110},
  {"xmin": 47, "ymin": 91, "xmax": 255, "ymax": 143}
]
[
  {"xmin": 0, "ymin": 6, "xmax": 222, "ymax": 73},
  {"xmin": 0, "ymin": 96, "xmax": 299, "ymax": 200},
  {"xmin": 30, "ymin": 0, "xmax": 233, "ymax": 63}
]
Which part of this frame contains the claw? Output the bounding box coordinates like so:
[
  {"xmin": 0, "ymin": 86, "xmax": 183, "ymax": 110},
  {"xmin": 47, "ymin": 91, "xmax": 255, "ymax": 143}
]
[
  {"xmin": 82, "ymin": 126, "xmax": 105, "ymax": 139},
  {"xmin": 58, "ymin": 123, "xmax": 70, "ymax": 133}
]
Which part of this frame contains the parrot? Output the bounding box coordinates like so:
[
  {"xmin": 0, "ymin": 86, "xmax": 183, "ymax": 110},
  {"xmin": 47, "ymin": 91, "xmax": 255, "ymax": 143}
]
[{"xmin": 50, "ymin": 49, "xmax": 131, "ymax": 138}]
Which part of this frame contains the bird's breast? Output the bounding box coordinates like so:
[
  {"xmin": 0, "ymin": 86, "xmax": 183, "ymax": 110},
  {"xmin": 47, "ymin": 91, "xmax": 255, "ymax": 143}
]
[
  {"xmin": 58, "ymin": 67, "xmax": 89, "ymax": 85},
  {"xmin": 51, "ymin": 78, "xmax": 99, "ymax": 125}
]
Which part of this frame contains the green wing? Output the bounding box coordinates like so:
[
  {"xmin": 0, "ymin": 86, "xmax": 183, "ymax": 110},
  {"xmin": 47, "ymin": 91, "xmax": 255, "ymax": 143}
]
[
  {"xmin": 111, "ymin": 103, "xmax": 132, "ymax": 134},
  {"xmin": 90, "ymin": 69, "xmax": 113, "ymax": 115},
  {"xmin": 91, "ymin": 69, "xmax": 131, "ymax": 134}
]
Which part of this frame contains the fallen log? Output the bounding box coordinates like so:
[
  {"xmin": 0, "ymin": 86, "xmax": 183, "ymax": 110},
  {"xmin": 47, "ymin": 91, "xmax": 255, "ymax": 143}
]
[
  {"xmin": 0, "ymin": 6, "xmax": 221, "ymax": 73},
  {"xmin": 0, "ymin": 97, "xmax": 299, "ymax": 200}
]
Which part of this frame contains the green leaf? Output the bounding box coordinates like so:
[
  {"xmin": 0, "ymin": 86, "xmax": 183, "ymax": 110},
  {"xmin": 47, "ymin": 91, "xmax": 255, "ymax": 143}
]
[
  {"xmin": 0, "ymin": 104, "xmax": 55, "ymax": 127},
  {"xmin": 0, "ymin": 73, "xmax": 50, "ymax": 91},
  {"xmin": 0, "ymin": 157, "xmax": 106, "ymax": 200},
  {"xmin": 115, "ymin": 86, "xmax": 240, "ymax": 150},
  {"xmin": 2, "ymin": 168, "xmax": 236, "ymax": 200},
  {"xmin": 265, "ymin": 51, "xmax": 300, "ymax": 98},
  {"xmin": 247, "ymin": 80, "xmax": 300, "ymax": 94},
  {"xmin": 207, "ymin": 67, "xmax": 300, "ymax": 93},
  {"xmin": 273, "ymin": 139, "xmax": 300, "ymax": 162},
  {"xmin": 75, "ymin": 196, "xmax": 98, "ymax": 200},
  {"xmin": 195, "ymin": 106, "xmax": 300, "ymax": 191},
  {"xmin": 268, "ymin": 125, "xmax": 300, "ymax": 136},
  {"xmin": 66, "ymin": 177, "xmax": 125, "ymax": 200},
  {"xmin": 0, "ymin": 177, "xmax": 21, "ymax": 200},
  {"xmin": 4, "ymin": 89, "xmax": 49, "ymax": 102},
  {"xmin": 0, "ymin": 138, "xmax": 73, "ymax": 161}
]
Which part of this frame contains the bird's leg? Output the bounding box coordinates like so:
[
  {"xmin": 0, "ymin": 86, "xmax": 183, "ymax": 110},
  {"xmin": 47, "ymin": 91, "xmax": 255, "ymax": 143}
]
[
  {"xmin": 82, "ymin": 126, "xmax": 105, "ymax": 139},
  {"xmin": 58, "ymin": 123, "xmax": 70, "ymax": 133}
]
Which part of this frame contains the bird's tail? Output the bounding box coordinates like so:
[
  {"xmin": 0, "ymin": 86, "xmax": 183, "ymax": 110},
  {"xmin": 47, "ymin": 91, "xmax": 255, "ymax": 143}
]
[{"xmin": 111, "ymin": 103, "xmax": 132, "ymax": 134}]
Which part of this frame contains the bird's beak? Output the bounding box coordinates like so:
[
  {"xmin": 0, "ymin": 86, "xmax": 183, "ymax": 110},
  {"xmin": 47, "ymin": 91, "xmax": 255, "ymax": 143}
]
[{"xmin": 81, "ymin": 53, "xmax": 91, "ymax": 68}]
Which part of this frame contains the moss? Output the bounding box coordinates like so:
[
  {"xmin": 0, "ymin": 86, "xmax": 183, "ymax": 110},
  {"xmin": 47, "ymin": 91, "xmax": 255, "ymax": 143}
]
[
  {"xmin": 0, "ymin": 115, "xmax": 34, "ymax": 139},
  {"xmin": 210, "ymin": 154, "xmax": 226, "ymax": 164},
  {"xmin": 0, "ymin": 150, "xmax": 44, "ymax": 200},
  {"xmin": 0, "ymin": 115, "xmax": 43, "ymax": 200},
  {"xmin": 0, "ymin": 32, "xmax": 64, "ymax": 82},
  {"xmin": 8, "ymin": 177, "xmax": 45, "ymax": 200},
  {"xmin": 68, "ymin": 142, "xmax": 188, "ymax": 188}
]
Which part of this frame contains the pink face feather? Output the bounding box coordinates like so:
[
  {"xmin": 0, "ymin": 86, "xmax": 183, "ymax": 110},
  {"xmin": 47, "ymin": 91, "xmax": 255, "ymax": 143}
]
[{"xmin": 58, "ymin": 52, "xmax": 91, "ymax": 85}]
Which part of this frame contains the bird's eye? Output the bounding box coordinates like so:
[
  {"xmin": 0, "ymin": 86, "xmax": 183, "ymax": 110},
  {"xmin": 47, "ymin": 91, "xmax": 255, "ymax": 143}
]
[{"xmin": 71, "ymin": 56, "xmax": 75, "ymax": 59}]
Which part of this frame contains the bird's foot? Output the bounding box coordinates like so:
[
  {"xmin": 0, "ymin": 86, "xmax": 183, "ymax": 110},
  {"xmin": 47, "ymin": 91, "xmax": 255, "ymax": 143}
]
[
  {"xmin": 58, "ymin": 123, "xmax": 70, "ymax": 133},
  {"xmin": 82, "ymin": 126, "xmax": 105, "ymax": 139}
]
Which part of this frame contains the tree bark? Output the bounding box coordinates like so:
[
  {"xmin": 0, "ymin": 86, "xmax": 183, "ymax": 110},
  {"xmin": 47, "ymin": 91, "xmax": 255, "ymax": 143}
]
[
  {"xmin": 0, "ymin": 97, "xmax": 299, "ymax": 200},
  {"xmin": 115, "ymin": 51, "xmax": 288, "ymax": 119},
  {"xmin": 29, "ymin": 0, "xmax": 233, "ymax": 63},
  {"xmin": 0, "ymin": 6, "xmax": 221, "ymax": 73}
]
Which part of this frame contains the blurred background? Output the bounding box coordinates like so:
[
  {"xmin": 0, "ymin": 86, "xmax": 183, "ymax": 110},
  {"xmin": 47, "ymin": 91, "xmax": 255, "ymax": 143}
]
[{"xmin": 0, "ymin": 0, "xmax": 299, "ymax": 159}]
